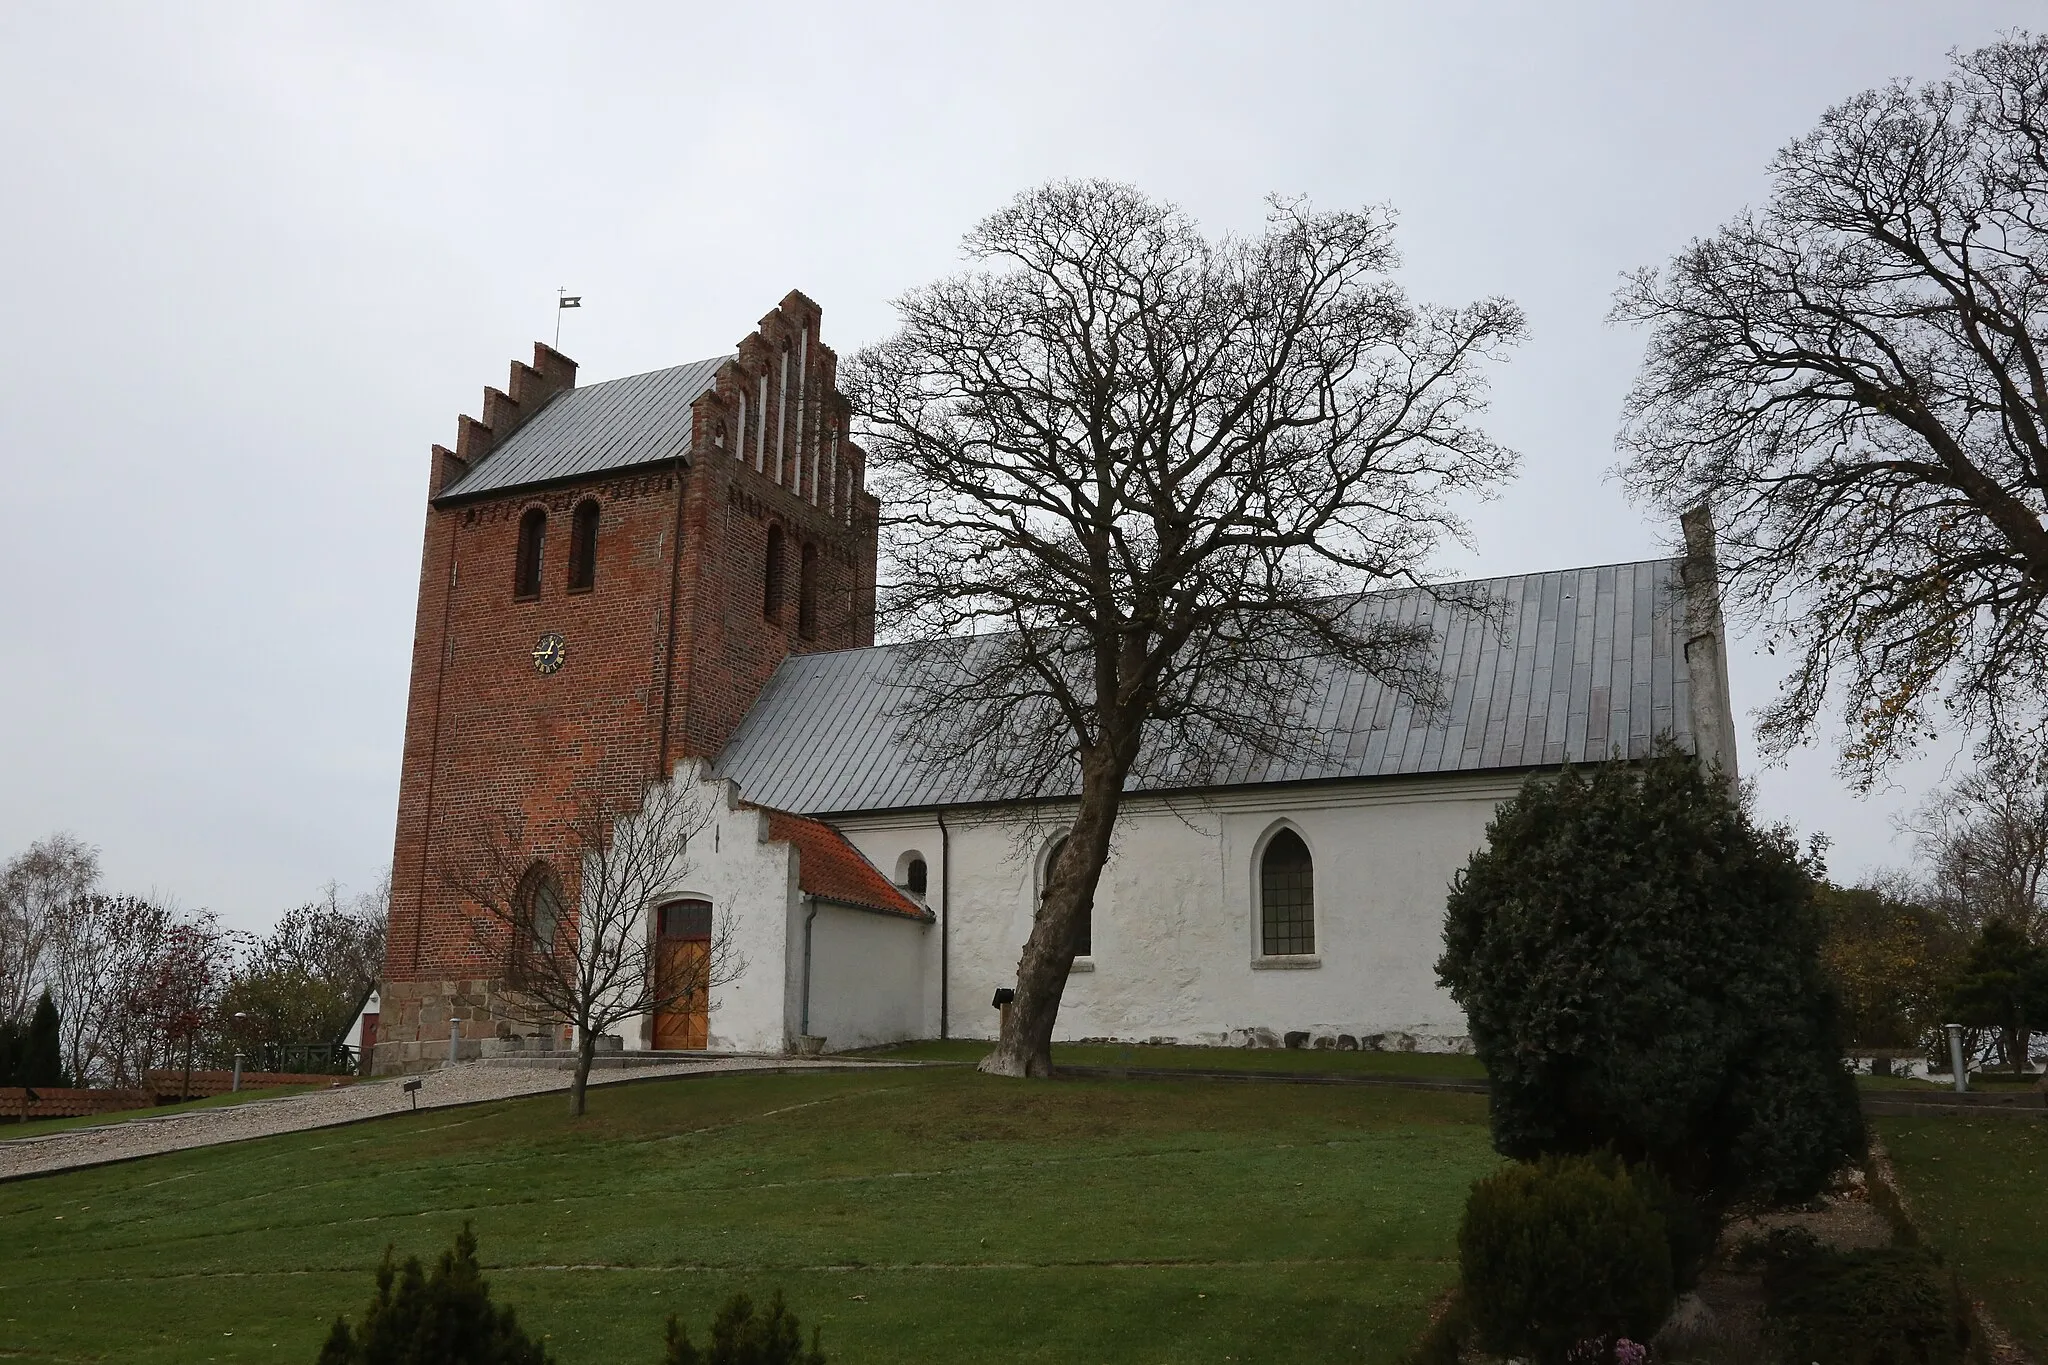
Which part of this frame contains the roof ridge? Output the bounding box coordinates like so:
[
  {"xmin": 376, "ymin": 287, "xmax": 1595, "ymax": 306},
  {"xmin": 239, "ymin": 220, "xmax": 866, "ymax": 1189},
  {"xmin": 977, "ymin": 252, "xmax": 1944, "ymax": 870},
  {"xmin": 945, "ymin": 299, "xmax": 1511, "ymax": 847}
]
[
  {"xmin": 568, "ymin": 352, "xmax": 735, "ymax": 392},
  {"xmin": 769, "ymin": 554, "xmax": 1693, "ymax": 666}
]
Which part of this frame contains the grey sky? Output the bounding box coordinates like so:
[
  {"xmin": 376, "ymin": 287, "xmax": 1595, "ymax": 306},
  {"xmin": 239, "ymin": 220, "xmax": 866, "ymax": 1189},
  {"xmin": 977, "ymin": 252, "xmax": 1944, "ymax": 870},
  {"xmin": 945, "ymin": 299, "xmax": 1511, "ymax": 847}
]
[{"xmin": 1, "ymin": 3, "xmax": 2028, "ymax": 931}]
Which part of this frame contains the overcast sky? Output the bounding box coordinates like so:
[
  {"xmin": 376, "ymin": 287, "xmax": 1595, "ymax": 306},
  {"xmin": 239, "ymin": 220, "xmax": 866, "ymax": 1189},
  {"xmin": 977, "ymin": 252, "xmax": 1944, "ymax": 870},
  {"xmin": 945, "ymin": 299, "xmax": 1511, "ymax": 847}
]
[{"xmin": 1, "ymin": 3, "xmax": 2032, "ymax": 931}]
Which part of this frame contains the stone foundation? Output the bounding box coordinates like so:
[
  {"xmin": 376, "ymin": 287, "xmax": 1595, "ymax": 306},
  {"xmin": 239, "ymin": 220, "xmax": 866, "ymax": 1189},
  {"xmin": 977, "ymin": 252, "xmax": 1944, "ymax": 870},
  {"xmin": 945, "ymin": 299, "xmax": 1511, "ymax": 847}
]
[{"xmin": 371, "ymin": 977, "xmax": 562, "ymax": 1075}]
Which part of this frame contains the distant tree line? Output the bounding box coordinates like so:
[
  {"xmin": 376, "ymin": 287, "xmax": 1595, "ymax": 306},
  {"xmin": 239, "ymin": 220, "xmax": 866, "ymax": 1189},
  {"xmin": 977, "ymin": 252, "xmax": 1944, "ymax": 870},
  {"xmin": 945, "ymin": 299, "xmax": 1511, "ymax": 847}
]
[
  {"xmin": 0, "ymin": 833, "xmax": 386, "ymax": 1088},
  {"xmin": 1815, "ymin": 757, "xmax": 2048, "ymax": 1072}
]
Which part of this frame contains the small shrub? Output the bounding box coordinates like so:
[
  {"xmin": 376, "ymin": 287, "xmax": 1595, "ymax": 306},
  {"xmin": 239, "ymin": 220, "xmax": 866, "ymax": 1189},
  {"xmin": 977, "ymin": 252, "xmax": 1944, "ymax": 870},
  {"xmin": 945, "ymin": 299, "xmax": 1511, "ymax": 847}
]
[
  {"xmin": 659, "ymin": 1290, "xmax": 825, "ymax": 1365},
  {"xmin": 1458, "ymin": 1155, "xmax": 1674, "ymax": 1365},
  {"xmin": 1760, "ymin": 1239, "xmax": 1970, "ymax": 1365},
  {"xmin": 317, "ymin": 1223, "xmax": 552, "ymax": 1365}
]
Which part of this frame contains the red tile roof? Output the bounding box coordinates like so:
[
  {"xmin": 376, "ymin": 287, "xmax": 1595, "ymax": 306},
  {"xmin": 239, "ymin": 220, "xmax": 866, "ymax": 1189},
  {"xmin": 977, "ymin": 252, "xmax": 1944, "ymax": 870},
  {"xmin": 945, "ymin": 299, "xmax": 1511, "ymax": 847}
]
[{"xmin": 762, "ymin": 809, "xmax": 926, "ymax": 919}]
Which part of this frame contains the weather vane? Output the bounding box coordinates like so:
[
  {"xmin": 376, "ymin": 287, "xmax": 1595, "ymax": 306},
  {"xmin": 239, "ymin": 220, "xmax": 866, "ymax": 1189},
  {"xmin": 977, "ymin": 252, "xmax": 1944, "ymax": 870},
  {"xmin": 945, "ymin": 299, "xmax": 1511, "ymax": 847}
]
[{"xmin": 555, "ymin": 287, "xmax": 582, "ymax": 349}]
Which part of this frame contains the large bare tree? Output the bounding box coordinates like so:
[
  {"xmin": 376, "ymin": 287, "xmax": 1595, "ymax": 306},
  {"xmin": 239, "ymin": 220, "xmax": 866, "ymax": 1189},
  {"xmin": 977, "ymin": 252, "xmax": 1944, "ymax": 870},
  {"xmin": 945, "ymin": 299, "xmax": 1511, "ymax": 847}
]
[
  {"xmin": 445, "ymin": 780, "xmax": 743, "ymax": 1115},
  {"xmin": 1615, "ymin": 34, "xmax": 2048, "ymax": 783},
  {"xmin": 845, "ymin": 181, "xmax": 1523, "ymax": 1077}
]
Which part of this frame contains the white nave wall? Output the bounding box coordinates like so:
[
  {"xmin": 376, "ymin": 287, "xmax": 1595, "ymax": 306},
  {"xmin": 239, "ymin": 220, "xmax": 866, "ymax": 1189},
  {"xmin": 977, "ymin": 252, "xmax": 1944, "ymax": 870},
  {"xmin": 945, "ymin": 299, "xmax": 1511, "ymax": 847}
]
[{"xmin": 832, "ymin": 773, "xmax": 1521, "ymax": 1050}]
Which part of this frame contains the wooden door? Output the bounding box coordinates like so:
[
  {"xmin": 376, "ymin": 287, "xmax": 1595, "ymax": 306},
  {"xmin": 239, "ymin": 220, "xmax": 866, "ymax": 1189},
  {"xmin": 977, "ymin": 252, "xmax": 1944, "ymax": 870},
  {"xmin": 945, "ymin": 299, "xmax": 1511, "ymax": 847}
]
[{"xmin": 652, "ymin": 900, "xmax": 711, "ymax": 1051}]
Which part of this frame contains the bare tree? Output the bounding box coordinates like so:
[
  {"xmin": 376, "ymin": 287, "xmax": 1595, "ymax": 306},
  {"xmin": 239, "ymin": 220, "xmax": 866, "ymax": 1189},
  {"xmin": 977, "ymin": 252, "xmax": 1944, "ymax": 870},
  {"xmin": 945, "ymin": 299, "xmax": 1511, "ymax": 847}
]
[
  {"xmin": 845, "ymin": 181, "xmax": 1523, "ymax": 1077},
  {"xmin": 0, "ymin": 833, "xmax": 99, "ymax": 1025},
  {"xmin": 1614, "ymin": 34, "xmax": 2048, "ymax": 784},
  {"xmin": 1908, "ymin": 759, "xmax": 2048, "ymax": 940},
  {"xmin": 445, "ymin": 780, "xmax": 743, "ymax": 1115}
]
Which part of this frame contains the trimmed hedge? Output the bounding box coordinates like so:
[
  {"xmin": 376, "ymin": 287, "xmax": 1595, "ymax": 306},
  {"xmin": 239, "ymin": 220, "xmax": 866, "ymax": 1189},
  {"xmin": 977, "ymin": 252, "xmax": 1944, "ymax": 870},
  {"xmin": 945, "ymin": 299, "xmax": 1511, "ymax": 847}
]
[{"xmin": 1457, "ymin": 1155, "xmax": 1673, "ymax": 1364}]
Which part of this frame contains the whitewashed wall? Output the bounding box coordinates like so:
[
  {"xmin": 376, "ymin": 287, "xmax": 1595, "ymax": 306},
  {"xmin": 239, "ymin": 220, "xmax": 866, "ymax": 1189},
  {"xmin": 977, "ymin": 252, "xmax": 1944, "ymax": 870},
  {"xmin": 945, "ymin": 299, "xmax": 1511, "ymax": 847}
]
[
  {"xmin": 801, "ymin": 903, "xmax": 930, "ymax": 1050},
  {"xmin": 607, "ymin": 765, "xmax": 799, "ymax": 1054},
  {"xmin": 836, "ymin": 774, "xmax": 1519, "ymax": 1052}
]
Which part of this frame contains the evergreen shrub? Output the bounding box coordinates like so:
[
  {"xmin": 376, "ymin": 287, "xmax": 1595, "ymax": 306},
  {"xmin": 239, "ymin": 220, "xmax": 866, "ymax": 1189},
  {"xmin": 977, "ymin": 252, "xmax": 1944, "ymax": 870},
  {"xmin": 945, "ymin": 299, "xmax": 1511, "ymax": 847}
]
[
  {"xmin": 658, "ymin": 1290, "xmax": 826, "ymax": 1365},
  {"xmin": 1457, "ymin": 1155, "xmax": 1674, "ymax": 1365},
  {"xmin": 316, "ymin": 1224, "xmax": 553, "ymax": 1365},
  {"xmin": 1437, "ymin": 748, "xmax": 1865, "ymax": 1208},
  {"xmin": 1748, "ymin": 1231, "xmax": 1970, "ymax": 1365}
]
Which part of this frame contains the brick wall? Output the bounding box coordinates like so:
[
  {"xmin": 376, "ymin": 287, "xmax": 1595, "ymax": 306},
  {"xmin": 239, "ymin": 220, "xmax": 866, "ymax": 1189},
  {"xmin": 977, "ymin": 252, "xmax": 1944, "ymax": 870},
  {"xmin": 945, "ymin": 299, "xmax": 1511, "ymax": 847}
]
[{"xmin": 376, "ymin": 293, "xmax": 877, "ymax": 1073}]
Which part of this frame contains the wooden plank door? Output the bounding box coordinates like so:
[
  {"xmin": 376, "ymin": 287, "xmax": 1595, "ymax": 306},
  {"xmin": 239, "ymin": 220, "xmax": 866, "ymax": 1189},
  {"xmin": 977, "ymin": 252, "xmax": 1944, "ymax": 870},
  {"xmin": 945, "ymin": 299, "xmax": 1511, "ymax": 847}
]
[{"xmin": 652, "ymin": 900, "xmax": 711, "ymax": 1051}]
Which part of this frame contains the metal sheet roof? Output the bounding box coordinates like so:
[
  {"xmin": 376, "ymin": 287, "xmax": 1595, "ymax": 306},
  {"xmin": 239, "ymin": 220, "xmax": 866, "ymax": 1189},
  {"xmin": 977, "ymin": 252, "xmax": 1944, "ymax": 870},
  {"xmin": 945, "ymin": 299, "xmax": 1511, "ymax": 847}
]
[
  {"xmin": 713, "ymin": 558, "xmax": 1697, "ymax": 816},
  {"xmin": 437, "ymin": 355, "xmax": 729, "ymax": 500}
]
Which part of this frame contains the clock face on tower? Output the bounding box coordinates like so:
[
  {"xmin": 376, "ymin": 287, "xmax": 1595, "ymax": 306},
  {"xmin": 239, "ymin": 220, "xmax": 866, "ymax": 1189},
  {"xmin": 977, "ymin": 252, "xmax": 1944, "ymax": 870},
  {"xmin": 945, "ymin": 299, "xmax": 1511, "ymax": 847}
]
[{"xmin": 531, "ymin": 632, "xmax": 567, "ymax": 675}]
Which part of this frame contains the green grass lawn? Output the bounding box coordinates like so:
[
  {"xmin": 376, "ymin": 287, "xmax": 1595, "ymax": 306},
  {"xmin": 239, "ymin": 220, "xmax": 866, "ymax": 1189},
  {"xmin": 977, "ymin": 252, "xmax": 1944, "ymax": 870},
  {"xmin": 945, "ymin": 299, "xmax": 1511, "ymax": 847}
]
[
  {"xmin": 1878, "ymin": 1116, "xmax": 2048, "ymax": 1349},
  {"xmin": 855, "ymin": 1038, "xmax": 1488, "ymax": 1079},
  {"xmin": 0, "ymin": 1067, "xmax": 1494, "ymax": 1364},
  {"xmin": 2, "ymin": 1085, "xmax": 337, "ymax": 1137}
]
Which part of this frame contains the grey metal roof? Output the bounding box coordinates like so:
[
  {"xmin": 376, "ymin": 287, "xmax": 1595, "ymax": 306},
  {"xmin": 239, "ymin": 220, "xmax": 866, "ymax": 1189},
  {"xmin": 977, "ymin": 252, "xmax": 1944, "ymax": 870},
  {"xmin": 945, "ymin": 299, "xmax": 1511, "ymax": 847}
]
[
  {"xmin": 714, "ymin": 557, "xmax": 1697, "ymax": 816},
  {"xmin": 437, "ymin": 355, "xmax": 729, "ymax": 500}
]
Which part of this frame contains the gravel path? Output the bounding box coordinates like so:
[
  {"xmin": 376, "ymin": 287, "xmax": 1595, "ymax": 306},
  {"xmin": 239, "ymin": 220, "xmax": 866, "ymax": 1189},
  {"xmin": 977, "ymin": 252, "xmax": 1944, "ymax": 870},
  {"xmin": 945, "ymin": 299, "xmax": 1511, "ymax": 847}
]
[{"xmin": 0, "ymin": 1057, "xmax": 911, "ymax": 1182}]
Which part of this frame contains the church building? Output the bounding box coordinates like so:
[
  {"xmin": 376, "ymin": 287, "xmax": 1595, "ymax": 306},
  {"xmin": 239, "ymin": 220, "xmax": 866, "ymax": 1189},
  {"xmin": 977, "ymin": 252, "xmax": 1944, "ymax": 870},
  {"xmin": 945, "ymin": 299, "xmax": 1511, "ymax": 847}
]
[{"xmin": 372, "ymin": 292, "xmax": 1737, "ymax": 1073}]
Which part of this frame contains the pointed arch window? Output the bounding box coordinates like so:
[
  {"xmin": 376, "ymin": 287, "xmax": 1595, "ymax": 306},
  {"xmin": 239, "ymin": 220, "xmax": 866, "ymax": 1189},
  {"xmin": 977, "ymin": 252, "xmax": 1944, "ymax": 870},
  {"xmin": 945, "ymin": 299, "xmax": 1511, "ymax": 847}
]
[
  {"xmin": 1259, "ymin": 829, "xmax": 1315, "ymax": 956},
  {"xmin": 514, "ymin": 507, "xmax": 546, "ymax": 600},
  {"xmin": 1043, "ymin": 835, "xmax": 1089, "ymax": 958},
  {"xmin": 511, "ymin": 861, "xmax": 565, "ymax": 979},
  {"xmin": 566, "ymin": 499, "xmax": 599, "ymax": 593},
  {"xmin": 798, "ymin": 541, "xmax": 820, "ymax": 640},
  {"xmin": 763, "ymin": 524, "xmax": 786, "ymax": 622}
]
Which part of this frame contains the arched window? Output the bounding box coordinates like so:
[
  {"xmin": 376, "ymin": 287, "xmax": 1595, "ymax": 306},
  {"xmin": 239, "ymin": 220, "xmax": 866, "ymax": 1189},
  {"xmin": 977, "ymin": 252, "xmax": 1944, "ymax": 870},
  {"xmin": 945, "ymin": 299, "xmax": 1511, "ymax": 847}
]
[
  {"xmin": 763, "ymin": 524, "xmax": 786, "ymax": 622},
  {"xmin": 566, "ymin": 499, "xmax": 599, "ymax": 593},
  {"xmin": 514, "ymin": 507, "xmax": 546, "ymax": 600},
  {"xmin": 1043, "ymin": 835, "xmax": 1089, "ymax": 957},
  {"xmin": 511, "ymin": 861, "xmax": 565, "ymax": 977},
  {"xmin": 906, "ymin": 858, "xmax": 928, "ymax": 895},
  {"xmin": 1259, "ymin": 829, "xmax": 1315, "ymax": 956},
  {"xmin": 797, "ymin": 541, "xmax": 820, "ymax": 639}
]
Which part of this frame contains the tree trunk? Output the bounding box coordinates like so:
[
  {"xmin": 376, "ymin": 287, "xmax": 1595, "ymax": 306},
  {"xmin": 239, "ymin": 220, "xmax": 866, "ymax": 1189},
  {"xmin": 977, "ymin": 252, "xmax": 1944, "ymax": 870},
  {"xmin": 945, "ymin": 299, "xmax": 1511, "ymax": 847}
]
[
  {"xmin": 979, "ymin": 746, "xmax": 1132, "ymax": 1078},
  {"xmin": 569, "ymin": 1032, "xmax": 595, "ymax": 1116}
]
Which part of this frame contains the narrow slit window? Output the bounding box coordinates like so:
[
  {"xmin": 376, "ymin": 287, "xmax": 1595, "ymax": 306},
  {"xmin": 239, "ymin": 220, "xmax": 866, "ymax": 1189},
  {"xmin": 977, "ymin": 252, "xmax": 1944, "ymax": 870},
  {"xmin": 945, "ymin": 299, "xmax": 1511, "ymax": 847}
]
[
  {"xmin": 567, "ymin": 499, "xmax": 599, "ymax": 593},
  {"xmin": 514, "ymin": 507, "xmax": 546, "ymax": 600},
  {"xmin": 763, "ymin": 524, "xmax": 786, "ymax": 622},
  {"xmin": 797, "ymin": 542, "xmax": 820, "ymax": 640},
  {"xmin": 1259, "ymin": 829, "xmax": 1315, "ymax": 956}
]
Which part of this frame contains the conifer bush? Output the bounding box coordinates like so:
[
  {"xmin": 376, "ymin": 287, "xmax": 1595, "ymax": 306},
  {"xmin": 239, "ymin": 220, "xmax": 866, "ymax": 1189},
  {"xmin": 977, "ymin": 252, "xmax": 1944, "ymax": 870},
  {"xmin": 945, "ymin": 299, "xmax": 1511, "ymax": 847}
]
[
  {"xmin": 1457, "ymin": 1155, "xmax": 1674, "ymax": 1365},
  {"xmin": 316, "ymin": 1224, "xmax": 553, "ymax": 1365},
  {"xmin": 1437, "ymin": 748, "xmax": 1865, "ymax": 1208},
  {"xmin": 657, "ymin": 1290, "xmax": 826, "ymax": 1365}
]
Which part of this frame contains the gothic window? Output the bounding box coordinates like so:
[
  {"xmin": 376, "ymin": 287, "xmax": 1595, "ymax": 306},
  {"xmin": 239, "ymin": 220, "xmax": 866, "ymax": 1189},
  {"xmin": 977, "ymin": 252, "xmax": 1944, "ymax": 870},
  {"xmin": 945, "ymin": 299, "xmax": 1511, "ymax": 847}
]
[
  {"xmin": 798, "ymin": 541, "xmax": 820, "ymax": 640},
  {"xmin": 763, "ymin": 524, "xmax": 786, "ymax": 622},
  {"xmin": 1259, "ymin": 829, "xmax": 1315, "ymax": 956},
  {"xmin": 512, "ymin": 861, "xmax": 565, "ymax": 978},
  {"xmin": 514, "ymin": 507, "xmax": 546, "ymax": 600},
  {"xmin": 1043, "ymin": 835, "xmax": 1089, "ymax": 957},
  {"xmin": 567, "ymin": 499, "xmax": 599, "ymax": 593}
]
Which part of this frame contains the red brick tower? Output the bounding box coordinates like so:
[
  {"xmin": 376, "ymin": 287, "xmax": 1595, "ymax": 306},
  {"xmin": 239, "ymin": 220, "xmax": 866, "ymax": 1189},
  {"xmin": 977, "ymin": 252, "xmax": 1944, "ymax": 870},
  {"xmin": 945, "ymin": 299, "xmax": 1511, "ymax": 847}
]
[{"xmin": 375, "ymin": 292, "xmax": 877, "ymax": 1072}]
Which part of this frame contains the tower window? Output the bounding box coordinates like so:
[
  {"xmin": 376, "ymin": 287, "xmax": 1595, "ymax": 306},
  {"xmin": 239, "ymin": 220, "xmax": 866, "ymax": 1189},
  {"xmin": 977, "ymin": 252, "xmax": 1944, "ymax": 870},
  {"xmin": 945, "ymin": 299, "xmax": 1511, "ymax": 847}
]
[
  {"xmin": 763, "ymin": 524, "xmax": 786, "ymax": 622},
  {"xmin": 1259, "ymin": 829, "xmax": 1315, "ymax": 956},
  {"xmin": 511, "ymin": 860, "xmax": 565, "ymax": 980},
  {"xmin": 567, "ymin": 499, "xmax": 599, "ymax": 593},
  {"xmin": 514, "ymin": 507, "xmax": 546, "ymax": 600},
  {"xmin": 798, "ymin": 542, "xmax": 820, "ymax": 640}
]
